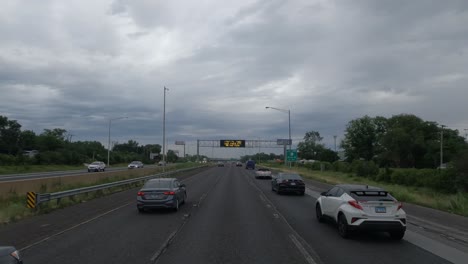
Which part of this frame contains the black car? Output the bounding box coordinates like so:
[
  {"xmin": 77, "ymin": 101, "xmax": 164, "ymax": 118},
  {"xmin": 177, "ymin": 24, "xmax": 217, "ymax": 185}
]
[
  {"xmin": 0, "ymin": 247, "xmax": 22, "ymax": 264},
  {"xmin": 137, "ymin": 178, "xmax": 187, "ymax": 212},
  {"xmin": 271, "ymin": 173, "xmax": 305, "ymax": 195}
]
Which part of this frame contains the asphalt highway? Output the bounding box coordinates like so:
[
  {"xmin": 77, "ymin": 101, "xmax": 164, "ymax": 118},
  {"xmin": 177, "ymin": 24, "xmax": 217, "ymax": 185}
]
[
  {"xmin": 0, "ymin": 165, "xmax": 160, "ymax": 182},
  {"xmin": 0, "ymin": 166, "xmax": 460, "ymax": 264}
]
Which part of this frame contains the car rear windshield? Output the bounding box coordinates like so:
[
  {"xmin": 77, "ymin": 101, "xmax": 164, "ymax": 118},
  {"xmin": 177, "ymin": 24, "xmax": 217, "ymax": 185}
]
[
  {"xmin": 350, "ymin": 191, "xmax": 396, "ymax": 201},
  {"xmin": 143, "ymin": 180, "xmax": 172, "ymax": 189},
  {"xmin": 91, "ymin": 162, "xmax": 101, "ymax": 165}
]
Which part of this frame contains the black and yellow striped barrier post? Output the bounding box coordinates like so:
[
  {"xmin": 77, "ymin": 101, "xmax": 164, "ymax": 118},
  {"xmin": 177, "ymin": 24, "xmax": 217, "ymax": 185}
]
[{"xmin": 26, "ymin": 192, "xmax": 37, "ymax": 209}]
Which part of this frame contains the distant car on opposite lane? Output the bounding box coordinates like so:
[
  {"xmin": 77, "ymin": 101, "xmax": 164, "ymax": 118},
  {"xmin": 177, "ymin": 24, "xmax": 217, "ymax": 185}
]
[
  {"xmin": 158, "ymin": 161, "xmax": 167, "ymax": 166},
  {"xmin": 271, "ymin": 173, "xmax": 305, "ymax": 195},
  {"xmin": 255, "ymin": 168, "xmax": 272, "ymax": 179},
  {"xmin": 0, "ymin": 246, "xmax": 23, "ymax": 264},
  {"xmin": 235, "ymin": 162, "xmax": 242, "ymax": 167},
  {"xmin": 128, "ymin": 161, "xmax": 144, "ymax": 169},
  {"xmin": 315, "ymin": 184, "xmax": 406, "ymax": 239},
  {"xmin": 217, "ymin": 161, "xmax": 225, "ymax": 167},
  {"xmin": 137, "ymin": 178, "xmax": 187, "ymax": 212},
  {"xmin": 87, "ymin": 161, "xmax": 106, "ymax": 172}
]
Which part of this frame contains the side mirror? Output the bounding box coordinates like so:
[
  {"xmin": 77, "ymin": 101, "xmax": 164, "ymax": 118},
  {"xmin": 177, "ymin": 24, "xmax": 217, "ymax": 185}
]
[{"xmin": 321, "ymin": 192, "xmax": 327, "ymax": 196}]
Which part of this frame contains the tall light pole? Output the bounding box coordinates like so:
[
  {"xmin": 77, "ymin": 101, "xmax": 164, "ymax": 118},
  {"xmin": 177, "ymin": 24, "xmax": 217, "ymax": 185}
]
[
  {"xmin": 162, "ymin": 87, "xmax": 169, "ymax": 166},
  {"xmin": 266, "ymin": 106, "xmax": 291, "ymax": 166},
  {"xmin": 108, "ymin": 116, "xmax": 128, "ymax": 166},
  {"xmin": 440, "ymin": 125, "xmax": 446, "ymax": 169}
]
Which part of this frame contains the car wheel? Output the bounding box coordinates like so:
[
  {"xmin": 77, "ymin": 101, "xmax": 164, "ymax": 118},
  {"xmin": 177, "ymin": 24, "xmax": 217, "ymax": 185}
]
[
  {"xmin": 316, "ymin": 204, "xmax": 324, "ymax": 223},
  {"xmin": 277, "ymin": 188, "xmax": 282, "ymax": 195},
  {"xmin": 102, "ymin": 168, "xmax": 105, "ymax": 171},
  {"xmin": 173, "ymin": 199, "xmax": 179, "ymax": 211},
  {"xmin": 299, "ymin": 191, "xmax": 305, "ymax": 196},
  {"xmin": 338, "ymin": 214, "xmax": 350, "ymax": 239},
  {"xmin": 181, "ymin": 192, "xmax": 187, "ymax": 205},
  {"xmin": 389, "ymin": 230, "xmax": 405, "ymax": 240},
  {"xmin": 88, "ymin": 169, "xmax": 91, "ymax": 172},
  {"xmin": 137, "ymin": 207, "xmax": 144, "ymax": 213}
]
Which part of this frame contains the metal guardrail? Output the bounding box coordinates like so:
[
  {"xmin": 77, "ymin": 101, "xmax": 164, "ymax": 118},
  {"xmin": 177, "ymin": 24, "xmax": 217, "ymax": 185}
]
[{"xmin": 34, "ymin": 166, "xmax": 206, "ymax": 207}]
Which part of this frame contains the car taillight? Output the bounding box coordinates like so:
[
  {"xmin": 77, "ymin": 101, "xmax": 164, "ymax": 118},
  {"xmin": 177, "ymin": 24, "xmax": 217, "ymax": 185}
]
[
  {"xmin": 10, "ymin": 250, "xmax": 20, "ymax": 261},
  {"xmin": 397, "ymin": 202, "xmax": 403, "ymax": 210},
  {"xmin": 164, "ymin": 191, "xmax": 175, "ymax": 195},
  {"xmin": 348, "ymin": 200, "xmax": 363, "ymax": 210},
  {"xmin": 137, "ymin": 191, "xmax": 145, "ymax": 196}
]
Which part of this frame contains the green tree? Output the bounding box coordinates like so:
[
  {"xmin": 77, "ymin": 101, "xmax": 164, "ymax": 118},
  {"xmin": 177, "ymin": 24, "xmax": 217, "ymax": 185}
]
[
  {"xmin": 341, "ymin": 116, "xmax": 387, "ymax": 161},
  {"xmin": 297, "ymin": 130, "xmax": 323, "ymax": 160},
  {"xmin": 0, "ymin": 116, "xmax": 22, "ymax": 154},
  {"xmin": 20, "ymin": 130, "xmax": 37, "ymax": 150},
  {"xmin": 166, "ymin": 150, "xmax": 178, "ymax": 162},
  {"xmin": 113, "ymin": 140, "xmax": 140, "ymax": 153}
]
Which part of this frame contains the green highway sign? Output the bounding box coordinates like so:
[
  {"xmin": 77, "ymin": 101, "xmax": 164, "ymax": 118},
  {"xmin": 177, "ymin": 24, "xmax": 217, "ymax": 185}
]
[{"xmin": 286, "ymin": 149, "xmax": 297, "ymax": 162}]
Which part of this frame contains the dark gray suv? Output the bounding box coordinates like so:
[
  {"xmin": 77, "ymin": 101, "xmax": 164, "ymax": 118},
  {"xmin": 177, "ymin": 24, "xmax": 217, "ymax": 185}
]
[
  {"xmin": 0, "ymin": 246, "xmax": 22, "ymax": 264},
  {"xmin": 137, "ymin": 178, "xmax": 187, "ymax": 212}
]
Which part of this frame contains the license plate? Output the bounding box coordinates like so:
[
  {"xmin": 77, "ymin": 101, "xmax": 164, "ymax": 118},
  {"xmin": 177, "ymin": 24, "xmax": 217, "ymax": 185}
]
[
  {"xmin": 290, "ymin": 182, "xmax": 296, "ymax": 186},
  {"xmin": 375, "ymin": 207, "xmax": 386, "ymax": 213},
  {"xmin": 147, "ymin": 194, "xmax": 162, "ymax": 199}
]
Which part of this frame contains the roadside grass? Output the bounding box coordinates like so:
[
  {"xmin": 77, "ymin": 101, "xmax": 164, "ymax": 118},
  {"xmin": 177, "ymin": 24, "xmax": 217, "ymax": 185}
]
[
  {"xmin": 264, "ymin": 163, "xmax": 468, "ymax": 217},
  {"xmin": 0, "ymin": 163, "xmax": 130, "ymax": 175},
  {"xmin": 0, "ymin": 163, "xmax": 206, "ymax": 225}
]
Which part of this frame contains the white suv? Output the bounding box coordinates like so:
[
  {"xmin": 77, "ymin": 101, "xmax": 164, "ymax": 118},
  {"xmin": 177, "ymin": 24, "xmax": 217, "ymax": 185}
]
[
  {"xmin": 87, "ymin": 161, "xmax": 106, "ymax": 172},
  {"xmin": 315, "ymin": 184, "xmax": 406, "ymax": 239}
]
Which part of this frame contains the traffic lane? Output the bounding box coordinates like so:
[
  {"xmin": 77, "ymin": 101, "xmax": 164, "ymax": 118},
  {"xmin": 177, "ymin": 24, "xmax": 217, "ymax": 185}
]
[
  {"xmin": 0, "ymin": 167, "xmax": 207, "ymax": 249},
  {"xmin": 20, "ymin": 167, "xmax": 221, "ymax": 264},
  {"xmin": 156, "ymin": 166, "xmax": 311, "ymax": 264},
  {"xmin": 247, "ymin": 171, "xmax": 450, "ymax": 264},
  {"xmin": 0, "ymin": 165, "xmax": 162, "ymax": 182},
  {"xmin": 302, "ymin": 177, "xmax": 468, "ymax": 255}
]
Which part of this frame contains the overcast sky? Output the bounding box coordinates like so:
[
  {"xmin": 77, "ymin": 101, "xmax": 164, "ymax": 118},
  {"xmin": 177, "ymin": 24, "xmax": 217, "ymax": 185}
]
[{"xmin": 1, "ymin": 0, "xmax": 468, "ymax": 158}]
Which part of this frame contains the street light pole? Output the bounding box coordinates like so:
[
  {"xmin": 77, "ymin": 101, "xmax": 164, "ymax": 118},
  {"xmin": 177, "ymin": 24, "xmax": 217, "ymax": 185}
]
[
  {"xmin": 266, "ymin": 106, "xmax": 291, "ymax": 167},
  {"xmin": 440, "ymin": 125, "xmax": 445, "ymax": 169},
  {"xmin": 162, "ymin": 87, "xmax": 169, "ymax": 167},
  {"xmin": 107, "ymin": 116, "xmax": 128, "ymax": 167}
]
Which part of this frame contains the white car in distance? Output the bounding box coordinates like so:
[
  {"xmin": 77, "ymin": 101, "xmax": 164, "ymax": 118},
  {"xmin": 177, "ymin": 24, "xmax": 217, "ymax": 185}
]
[
  {"xmin": 87, "ymin": 161, "xmax": 106, "ymax": 172},
  {"xmin": 255, "ymin": 168, "xmax": 272, "ymax": 179},
  {"xmin": 128, "ymin": 161, "xmax": 144, "ymax": 169}
]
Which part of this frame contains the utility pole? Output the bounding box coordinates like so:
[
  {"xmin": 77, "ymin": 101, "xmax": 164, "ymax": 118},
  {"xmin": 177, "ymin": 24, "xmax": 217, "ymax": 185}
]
[
  {"xmin": 333, "ymin": 135, "xmax": 337, "ymax": 152},
  {"xmin": 464, "ymin": 129, "xmax": 468, "ymax": 141},
  {"xmin": 440, "ymin": 125, "xmax": 445, "ymax": 169},
  {"xmin": 162, "ymin": 87, "xmax": 169, "ymax": 169}
]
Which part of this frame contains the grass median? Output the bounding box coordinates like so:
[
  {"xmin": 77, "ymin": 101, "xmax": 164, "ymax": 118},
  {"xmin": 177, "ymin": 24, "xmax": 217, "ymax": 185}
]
[
  {"xmin": 0, "ymin": 163, "xmax": 207, "ymax": 225},
  {"xmin": 263, "ymin": 163, "xmax": 468, "ymax": 217}
]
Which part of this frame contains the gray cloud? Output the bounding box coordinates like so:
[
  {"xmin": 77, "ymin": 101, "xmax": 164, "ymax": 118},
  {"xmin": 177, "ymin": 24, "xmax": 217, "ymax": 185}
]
[{"xmin": 1, "ymin": 0, "xmax": 467, "ymax": 158}]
